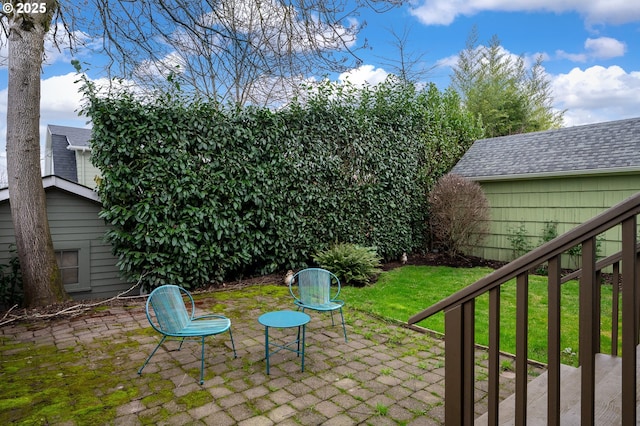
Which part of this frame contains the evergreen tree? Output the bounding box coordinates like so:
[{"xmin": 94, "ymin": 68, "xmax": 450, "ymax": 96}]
[{"xmin": 451, "ymin": 27, "xmax": 564, "ymax": 137}]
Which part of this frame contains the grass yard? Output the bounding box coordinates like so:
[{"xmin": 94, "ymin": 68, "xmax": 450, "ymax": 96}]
[{"xmin": 341, "ymin": 265, "xmax": 622, "ymax": 366}]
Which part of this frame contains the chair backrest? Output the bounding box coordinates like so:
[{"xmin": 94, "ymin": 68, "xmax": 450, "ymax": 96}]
[
  {"xmin": 291, "ymin": 268, "xmax": 340, "ymax": 306},
  {"xmin": 146, "ymin": 285, "xmax": 192, "ymax": 334}
]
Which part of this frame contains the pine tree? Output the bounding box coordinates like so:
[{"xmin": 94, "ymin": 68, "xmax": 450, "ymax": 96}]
[{"xmin": 451, "ymin": 27, "xmax": 564, "ymax": 137}]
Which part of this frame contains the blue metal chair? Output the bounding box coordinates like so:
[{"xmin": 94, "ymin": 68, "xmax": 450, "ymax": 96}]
[
  {"xmin": 288, "ymin": 268, "xmax": 348, "ymax": 342},
  {"xmin": 138, "ymin": 285, "xmax": 237, "ymax": 384}
]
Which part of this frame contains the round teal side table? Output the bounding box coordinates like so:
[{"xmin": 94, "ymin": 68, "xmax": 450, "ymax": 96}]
[{"xmin": 258, "ymin": 310, "xmax": 311, "ymax": 374}]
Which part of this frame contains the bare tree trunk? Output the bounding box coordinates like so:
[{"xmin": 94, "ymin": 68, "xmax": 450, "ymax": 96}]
[{"xmin": 6, "ymin": 2, "xmax": 69, "ymax": 307}]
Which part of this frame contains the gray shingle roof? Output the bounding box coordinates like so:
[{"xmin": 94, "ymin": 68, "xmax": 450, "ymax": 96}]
[
  {"xmin": 48, "ymin": 124, "xmax": 92, "ymax": 149},
  {"xmin": 450, "ymin": 117, "xmax": 640, "ymax": 180},
  {"xmin": 47, "ymin": 125, "xmax": 93, "ymax": 184},
  {"xmin": 50, "ymin": 132, "xmax": 78, "ymax": 182}
]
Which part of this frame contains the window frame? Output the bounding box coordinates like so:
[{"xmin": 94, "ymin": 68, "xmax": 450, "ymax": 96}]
[{"xmin": 54, "ymin": 241, "xmax": 91, "ymax": 293}]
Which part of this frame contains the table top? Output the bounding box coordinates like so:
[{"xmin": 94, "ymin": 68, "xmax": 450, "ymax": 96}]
[{"xmin": 258, "ymin": 310, "xmax": 310, "ymax": 328}]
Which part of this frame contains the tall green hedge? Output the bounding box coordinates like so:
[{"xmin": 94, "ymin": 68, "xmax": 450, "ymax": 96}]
[{"xmin": 84, "ymin": 77, "xmax": 481, "ymax": 289}]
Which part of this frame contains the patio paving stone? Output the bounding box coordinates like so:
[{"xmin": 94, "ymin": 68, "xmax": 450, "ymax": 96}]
[{"xmin": 0, "ymin": 283, "xmax": 546, "ymax": 425}]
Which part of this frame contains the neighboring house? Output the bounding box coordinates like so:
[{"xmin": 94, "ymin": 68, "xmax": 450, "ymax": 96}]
[
  {"xmin": 451, "ymin": 116, "xmax": 640, "ymax": 266},
  {"xmin": 2, "ymin": 125, "xmax": 132, "ymax": 300},
  {"xmin": 44, "ymin": 124, "xmax": 100, "ymax": 189},
  {"xmin": 0, "ymin": 176, "xmax": 133, "ymax": 300}
]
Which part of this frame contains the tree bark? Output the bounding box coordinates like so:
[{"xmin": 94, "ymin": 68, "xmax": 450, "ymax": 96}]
[{"xmin": 6, "ymin": 1, "xmax": 69, "ymax": 307}]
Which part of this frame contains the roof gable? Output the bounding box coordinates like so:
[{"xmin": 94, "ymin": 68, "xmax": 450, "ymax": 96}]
[
  {"xmin": 451, "ymin": 117, "xmax": 640, "ymax": 180},
  {"xmin": 0, "ymin": 176, "xmax": 100, "ymax": 204},
  {"xmin": 50, "ymin": 133, "xmax": 78, "ymax": 182},
  {"xmin": 48, "ymin": 124, "xmax": 92, "ymax": 150}
]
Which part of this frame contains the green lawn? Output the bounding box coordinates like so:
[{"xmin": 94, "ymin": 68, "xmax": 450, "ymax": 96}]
[{"xmin": 341, "ymin": 265, "xmax": 621, "ymax": 365}]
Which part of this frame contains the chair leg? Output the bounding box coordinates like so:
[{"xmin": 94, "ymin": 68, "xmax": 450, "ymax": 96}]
[
  {"xmin": 339, "ymin": 308, "xmax": 348, "ymax": 342},
  {"xmin": 228, "ymin": 328, "xmax": 238, "ymax": 358},
  {"xmin": 138, "ymin": 335, "xmax": 167, "ymax": 376},
  {"xmin": 330, "ymin": 310, "xmax": 336, "ymax": 326},
  {"xmin": 199, "ymin": 336, "xmax": 206, "ymax": 385}
]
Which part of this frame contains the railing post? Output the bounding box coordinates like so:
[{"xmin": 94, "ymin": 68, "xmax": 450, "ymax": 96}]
[
  {"xmin": 488, "ymin": 287, "xmax": 500, "ymax": 425},
  {"xmin": 547, "ymin": 255, "xmax": 561, "ymax": 426},
  {"xmin": 515, "ymin": 272, "xmax": 528, "ymax": 426},
  {"xmin": 580, "ymin": 237, "xmax": 596, "ymax": 425},
  {"xmin": 621, "ymin": 216, "xmax": 637, "ymax": 426},
  {"xmin": 636, "ymin": 249, "xmax": 640, "ymax": 345},
  {"xmin": 612, "ymin": 262, "xmax": 620, "ymax": 356},
  {"xmin": 444, "ymin": 300, "xmax": 475, "ymax": 425}
]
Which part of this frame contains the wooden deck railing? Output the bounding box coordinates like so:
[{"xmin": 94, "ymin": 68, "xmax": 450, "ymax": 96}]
[{"xmin": 409, "ymin": 191, "xmax": 640, "ymax": 425}]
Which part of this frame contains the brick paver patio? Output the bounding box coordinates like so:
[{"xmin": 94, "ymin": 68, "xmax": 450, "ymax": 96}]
[{"xmin": 0, "ymin": 284, "xmax": 543, "ymax": 425}]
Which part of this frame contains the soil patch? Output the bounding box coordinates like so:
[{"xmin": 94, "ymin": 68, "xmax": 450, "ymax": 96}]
[
  {"xmin": 381, "ymin": 252, "xmax": 507, "ymax": 271},
  {"xmin": 1, "ymin": 253, "xmax": 505, "ymax": 323}
]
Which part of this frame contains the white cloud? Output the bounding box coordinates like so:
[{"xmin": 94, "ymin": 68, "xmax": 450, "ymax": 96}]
[
  {"xmin": 338, "ymin": 65, "xmax": 389, "ymax": 86},
  {"xmin": 40, "ymin": 73, "xmax": 87, "ymax": 121},
  {"xmin": 343, "ymin": 60, "xmax": 640, "ymax": 130},
  {"xmin": 584, "ymin": 37, "xmax": 626, "ymax": 59},
  {"xmin": 0, "ymin": 72, "xmax": 132, "ymax": 153},
  {"xmin": 556, "ymin": 36, "xmax": 625, "ymax": 63},
  {"xmin": 555, "ymin": 50, "xmax": 588, "ymax": 63},
  {"xmin": 552, "ymin": 65, "xmax": 640, "ymax": 126},
  {"xmin": 0, "ymin": 22, "xmax": 101, "ymax": 70},
  {"xmin": 409, "ymin": 0, "xmax": 640, "ymax": 26},
  {"xmin": 0, "ymin": 73, "xmax": 90, "ymax": 166}
]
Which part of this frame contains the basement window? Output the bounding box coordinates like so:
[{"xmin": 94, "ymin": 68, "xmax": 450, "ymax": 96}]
[
  {"xmin": 54, "ymin": 241, "xmax": 91, "ymax": 293},
  {"xmin": 56, "ymin": 250, "xmax": 79, "ymax": 285}
]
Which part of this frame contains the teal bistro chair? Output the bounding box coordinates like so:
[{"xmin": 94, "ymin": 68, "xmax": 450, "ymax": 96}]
[
  {"xmin": 138, "ymin": 285, "xmax": 237, "ymax": 384},
  {"xmin": 289, "ymin": 268, "xmax": 348, "ymax": 342}
]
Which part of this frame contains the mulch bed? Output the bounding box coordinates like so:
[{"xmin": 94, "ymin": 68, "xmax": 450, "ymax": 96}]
[
  {"xmin": 1, "ymin": 253, "xmax": 505, "ymax": 323},
  {"xmin": 381, "ymin": 252, "xmax": 507, "ymax": 271}
]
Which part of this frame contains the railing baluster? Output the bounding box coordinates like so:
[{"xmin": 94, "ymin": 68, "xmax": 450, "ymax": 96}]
[
  {"xmin": 444, "ymin": 300, "xmax": 475, "ymax": 425},
  {"xmin": 462, "ymin": 301, "xmax": 475, "ymax": 426},
  {"xmin": 407, "ymin": 192, "xmax": 640, "ymax": 425},
  {"xmin": 444, "ymin": 305, "xmax": 463, "ymax": 426},
  {"xmin": 621, "ymin": 216, "xmax": 637, "ymax": 426},
  {"xmin": 612, "ymin": 261, "xmax": 620, "ymax": 356},
  {"xmin": 596, "ymin": 270, "xmax": 602, "ymax": 352},
  {"xmin": 547, "ymin": 255, "xmax": 561, "ymax": 426},
  {"xmin": 488, "ymin": 286, "xmax": 500, "ymax": 425},
  {"xmin": 580, "ymin": 237, "xmax": 596, "ymax": 425},
  {"xmin": 515, "ymin": 272, "xmax": 528, "ymax": 426},
  {"xmin": 636, "ymin": 249, "xmax": 640, "ymax": 346}
]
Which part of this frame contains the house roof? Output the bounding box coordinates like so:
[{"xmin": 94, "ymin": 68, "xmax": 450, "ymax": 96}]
[
  {"xmin": 0, "ymin": 176, "xmax": 100, "ymax": 204},
  {"xmin": 450, "ymin": 117, "xmax": 640, "ymax": 181},
  {"xmin": 48, "ymin": 124, "xmax": 92, "ymax": 151}
]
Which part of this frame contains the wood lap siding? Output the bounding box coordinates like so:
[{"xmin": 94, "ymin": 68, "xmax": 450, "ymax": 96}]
[
  {"xmin": 0, "ymin": 188, "xmax": 132, "ymax": 300},
  {"xmin": 47, "ymin": 190, "xmax": 131, "ymax": 299},
  {"xmin": 0, "ymin": 203, "xmax": 16, "ymax": 261},
  {"xmin": 47, "ymin": 192, "xmax": 102, "ymax": 237},
  {"xmin": 75, "ymin": 150, "xmax": 101, "ymax": 189},
  {"xmin": 469, "ymin": 174, "xmax": 640, "ymax": 265}
]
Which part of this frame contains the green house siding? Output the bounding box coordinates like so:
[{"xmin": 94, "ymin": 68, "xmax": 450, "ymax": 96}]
[
  {"xmin": 75, "ymin": 150, "xmax": 101, "ymax": 189},
  {"xmin": 468, "ymin": 173, "xmax": 640, "ymax": 267},
  {"xmin": 0, "ymin": 187, "xmax": 131, "ymax": 300}
]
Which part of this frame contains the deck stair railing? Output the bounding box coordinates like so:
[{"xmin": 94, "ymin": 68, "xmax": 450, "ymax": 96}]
[{"xmin": 409, "ymin": 191, "xmax": 640, "ymax": 425}]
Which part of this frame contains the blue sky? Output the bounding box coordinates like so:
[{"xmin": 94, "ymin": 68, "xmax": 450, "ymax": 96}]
[{"xmin": 1, "ymin": 0, "xmax": 639, "ymax": 168}]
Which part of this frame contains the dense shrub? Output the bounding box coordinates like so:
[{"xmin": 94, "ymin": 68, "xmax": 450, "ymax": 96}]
[
  {"xmin": 0, "ymin": 245, "xmax": 22, "ymax": 309},
  {"xmin": 428, "ymin": 174, "xmax": 490, "ymax": 257},
  {"xmin": 313, "ymin": 243, "xmax": 382, "ymax": 286},
  {"xmin": 81, "ymin": 76, "xmax": 481, "ymax": 289}
]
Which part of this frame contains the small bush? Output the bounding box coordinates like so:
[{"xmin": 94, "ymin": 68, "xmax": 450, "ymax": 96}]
[
  {"xmin": 0, "ymin": 245, "xmax": 23, "ymax": 309},
  {"xmin": 428, "ymin": 174, "xmax": 490, "ymax": 257},
  {"xmin": 313, "ymin": 243, "xmax": 382, "ymax": 286},
  {"xmin": 539, "ymin": 221, "xmax": 559, "ymax": 245},
  {"xmin": 533, "ymin": 221, "xmax": 559, "ymax": 274},
  {"xmin": 507, "ymin": 223, "xmax": 532, "ymax": 260}
]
